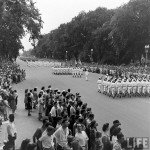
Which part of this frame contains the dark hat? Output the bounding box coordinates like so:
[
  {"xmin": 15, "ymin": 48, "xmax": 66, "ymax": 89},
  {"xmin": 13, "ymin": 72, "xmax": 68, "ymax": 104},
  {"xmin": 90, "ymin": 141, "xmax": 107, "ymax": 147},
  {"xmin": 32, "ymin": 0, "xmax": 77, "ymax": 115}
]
[
  {"xmin": 89, "ymin": 113, "xmax": 94, "ymax": 118},
  {"xmin": 57, "ymin": 90, "xmax": 61, "ymax": 94},
  {"xmin": 113, "ymin": 120, "xmax": 121, "ymax": 125},
  {"xmin": 87, "ymin": 108, "xmax": 91, "ymax": 111},
  {"xmin": 90, "ymin": 120, "xmax": 98, "ymax": 128}
]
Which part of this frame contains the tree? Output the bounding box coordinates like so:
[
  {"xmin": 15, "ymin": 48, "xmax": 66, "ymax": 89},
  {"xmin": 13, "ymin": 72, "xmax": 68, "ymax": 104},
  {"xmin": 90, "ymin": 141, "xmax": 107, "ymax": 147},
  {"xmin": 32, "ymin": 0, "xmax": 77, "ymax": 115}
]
[
  {"xmin": 0, "ymin": 0, "xmax": 42, "ymax": 60},
  {"xmin": 109, "ymin": 0, "xmax": 150, "ymax": 64}
]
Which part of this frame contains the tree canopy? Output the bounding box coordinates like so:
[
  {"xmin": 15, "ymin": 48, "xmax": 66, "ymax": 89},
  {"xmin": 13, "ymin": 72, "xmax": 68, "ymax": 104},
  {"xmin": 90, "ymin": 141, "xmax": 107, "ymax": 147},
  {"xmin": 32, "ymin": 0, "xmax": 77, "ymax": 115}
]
[
  {"xmin": 32, "ymin": 0, "xmax": 150, "ymax": 65},
  {"xmin": 0, "ymin": 0, "xmax": 42, "ymax": 60}
]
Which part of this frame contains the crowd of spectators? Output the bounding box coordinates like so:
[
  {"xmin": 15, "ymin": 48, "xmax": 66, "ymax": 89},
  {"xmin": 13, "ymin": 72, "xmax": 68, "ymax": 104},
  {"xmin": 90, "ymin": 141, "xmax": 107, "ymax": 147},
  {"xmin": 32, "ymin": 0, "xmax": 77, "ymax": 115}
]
[
  {"xmin": 0, "ymin": 60, "xmax": 26, "ymax": 84},
  {"xmin": 7, "ymin": 85, "xmax": 143, "ymax": 150},
  {"xmin": 83, "ymin": 64, "xmax": 150, "ymax": 77},
  {"xmin": 0, "ymin": 60, "xmax": 26, "ymax": 123}
]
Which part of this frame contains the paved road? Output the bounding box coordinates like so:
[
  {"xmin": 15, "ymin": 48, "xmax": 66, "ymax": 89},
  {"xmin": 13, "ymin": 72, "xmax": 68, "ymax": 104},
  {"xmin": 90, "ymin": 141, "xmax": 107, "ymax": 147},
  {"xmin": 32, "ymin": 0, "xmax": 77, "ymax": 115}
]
[{"xmin": 1, "ymin": 59, "xmax": 150, "ymax": 149}]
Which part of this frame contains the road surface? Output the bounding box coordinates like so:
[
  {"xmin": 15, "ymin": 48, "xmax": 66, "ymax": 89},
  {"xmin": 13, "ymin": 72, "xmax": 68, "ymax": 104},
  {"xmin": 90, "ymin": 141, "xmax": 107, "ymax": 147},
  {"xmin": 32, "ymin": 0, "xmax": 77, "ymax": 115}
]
[{"xmin": 1, "ymin": 58, "xmax": 150, "ymax": 149}]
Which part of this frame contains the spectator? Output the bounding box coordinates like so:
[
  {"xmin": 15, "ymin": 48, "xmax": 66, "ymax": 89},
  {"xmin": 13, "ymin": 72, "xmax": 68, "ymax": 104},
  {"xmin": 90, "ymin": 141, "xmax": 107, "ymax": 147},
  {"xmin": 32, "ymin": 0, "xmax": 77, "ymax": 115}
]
[
  {"xmin": 88, "ymin": 120, "xmax": 98, "ymax": 150},
  {"xmin": 67, "ymin": 135, "xmax": 82, "ymax": 150},
  {"xmin": 33, "ymin": 87, "xmax": 38, "ymax": 109},
  {"xmin": 53, "ymin": 118, "xmax": 70, "ymax": 150},
  {"xmin": 7, "ymin": 114, "xmax": 17, "ymax": 150},
  {"xmin": 9, "ymin": 91, "xmax": 16, "ymax": 114},
  {"xmin": 75, "ymin": 124, "xmax": 88, "ymax": 150},
  {"xmin": 27, "ymin": 92, "xmax": 32, "ymax": 116},
  {"xmin": 49, "ymin": 101, "xmax": 58, "ymax": 127},
  {"xmin": 39, "ymin": 126, "xmax": 55, "ymax": 150},
  {"xmin": 112, "ymin": 127, "xmax": 121, "ymax": 145},
  {"xmin": 113, "ymin": 132, "xmax": 124, "ymax": 150},
  {"xmin": 38, "ymin": 93, "xmax": 44, "ymax": 120},
  {"xmin": 20, "ymin": 138, "xmax": 30, "ymax": 150},
  {"xmin": 95, "ymin": 131, "xmax": 102, "ymax": 150},
  {"xmin": 102, "ymin": 123, "xmax": 112, "ymax": 150},
  {"xmin": 33, "ymin": 117, "xmax": 49, "ymax": 143},
  {"xmin": 24, "ymin": 89, "xmax": 28, "ymax": 109},
  {"xmin": 110, "ymin": 120, "xmax": 121, "ymax": 141},
  {"xmin": 56, "ymin": 116, "xmax": 62, "ymax": 130}
]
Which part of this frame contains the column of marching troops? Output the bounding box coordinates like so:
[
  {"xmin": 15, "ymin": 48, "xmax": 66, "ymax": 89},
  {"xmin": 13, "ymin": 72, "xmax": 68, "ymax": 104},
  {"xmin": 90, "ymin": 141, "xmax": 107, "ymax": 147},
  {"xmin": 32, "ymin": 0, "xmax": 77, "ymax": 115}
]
[
  {"xmin": 52, "ymin": 67, "xmax": 83, "ymax": 77},
  {"xmin": 97, "ymin": 71, "xmax": 150, "ymax": 98},
  {"xmin": 26, "ymin": 60, "xmax": 62, "ymax": 67},
  {"xmin": 26, "ymin": 60, "xmax": 84, "ymax": 77},
  {"xmin": 27, "ymin": 60, "xmax": 150, "ymax": 99}
]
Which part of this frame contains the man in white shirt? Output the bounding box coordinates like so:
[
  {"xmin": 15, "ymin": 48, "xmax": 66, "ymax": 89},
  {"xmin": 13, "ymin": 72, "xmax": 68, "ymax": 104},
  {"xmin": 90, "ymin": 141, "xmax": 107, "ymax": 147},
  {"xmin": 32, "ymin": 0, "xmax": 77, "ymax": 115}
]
[
  {"xmin": 70, "ymin": 101, "xmax": 76, "ymax": 117},
  {"xmin": 7, "ymin": 114, "xmax": 17, "ymax": 150},
  {"xmin": 85, "ymin": 69, "xmax": 89, "ymax": 81},
  {"xmin": 75, "ymin": 124, "xmax": 88, "ymax": 150},
  {"xmin": 39, "ymin": 126, "xmax": 55, "ymax": 150},
  {"xmin": 53, "ymin": 119, "xmax": 70, "ymax": 150},
  {"xmin": 50, "ymin": 102, "xmax": 57, "ymax": 127},
  {"xmin": 97, "ymin": 77, "xmax": 102, "ymax": 93}
]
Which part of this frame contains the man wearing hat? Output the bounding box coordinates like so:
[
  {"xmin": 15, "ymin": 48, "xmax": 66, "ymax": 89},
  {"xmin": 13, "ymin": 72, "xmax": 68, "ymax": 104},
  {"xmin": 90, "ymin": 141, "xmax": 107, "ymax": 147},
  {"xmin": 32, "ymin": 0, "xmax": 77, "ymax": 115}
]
[{"xmin": 110, "ymin": 120, "xmax": 121, "ymax": 141}]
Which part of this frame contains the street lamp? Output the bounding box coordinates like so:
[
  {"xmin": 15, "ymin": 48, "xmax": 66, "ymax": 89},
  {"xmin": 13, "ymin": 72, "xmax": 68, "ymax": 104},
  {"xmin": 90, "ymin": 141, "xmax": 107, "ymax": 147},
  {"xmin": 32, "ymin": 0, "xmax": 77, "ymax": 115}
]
[
  {"xmin": 66, "ymin": 51, "xmax": 68, "ymax": 62},
  {"xmin": 145, "ymin": 45, "xmax": 149, "ymax": 66},
  {"xmin": 91, "ymin": 49, "xmax": 93, "ymax": 63}
]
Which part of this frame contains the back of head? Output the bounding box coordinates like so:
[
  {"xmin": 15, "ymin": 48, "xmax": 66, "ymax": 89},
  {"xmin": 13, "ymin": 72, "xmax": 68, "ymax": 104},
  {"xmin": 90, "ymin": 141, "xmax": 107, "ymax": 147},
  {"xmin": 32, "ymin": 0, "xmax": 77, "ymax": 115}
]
[
  {"xmin": 26, "ymin": 143, "xmax": 37, "ymax": 150},
  {"xmin": 96, "ymin": 131, "xmax": 102, "ymax": 138},
  {"xmin": 20, "ymin": 139, "xmax": 30, "ymax": 150},
  {"xmin": 117, "ymin": 132, "xmax": 124, "ymax": 140},
  {"xmin": 102, "ymin": 123, "xmax": 109, "ymax": 132},
  {"xmin": 42, "ymin": 117, "xmax": 48, "ymax": 125},
  {"xmin": 9, "ymin": 114, "xmax": 14, "ymax": 122}
]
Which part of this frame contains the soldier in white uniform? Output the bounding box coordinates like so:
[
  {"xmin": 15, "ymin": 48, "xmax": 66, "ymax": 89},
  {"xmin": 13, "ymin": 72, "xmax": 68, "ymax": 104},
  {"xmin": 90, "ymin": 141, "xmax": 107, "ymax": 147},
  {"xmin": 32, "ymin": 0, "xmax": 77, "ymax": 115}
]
[
  {"xmin": 97, "ymin": 77, "xmax": 102, "ymax": 92},
  {"xmin": 85, "ymin": 69, "xmax": 89, "ymax": 81}
]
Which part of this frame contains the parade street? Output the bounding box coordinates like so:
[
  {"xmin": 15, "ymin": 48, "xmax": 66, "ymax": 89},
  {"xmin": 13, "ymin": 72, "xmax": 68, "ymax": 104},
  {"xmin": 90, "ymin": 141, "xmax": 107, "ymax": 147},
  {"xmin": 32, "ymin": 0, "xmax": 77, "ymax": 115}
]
[{"xmin": 5, "ymin": 58, "xmax": 148, "ymax": 149}]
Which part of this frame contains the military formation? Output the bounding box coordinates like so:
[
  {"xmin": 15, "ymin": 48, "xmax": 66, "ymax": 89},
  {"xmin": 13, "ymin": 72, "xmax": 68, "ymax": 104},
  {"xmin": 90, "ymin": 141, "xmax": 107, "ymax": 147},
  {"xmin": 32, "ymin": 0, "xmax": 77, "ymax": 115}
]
[
  {"xmin": 52, "ymin": 67, "xmax": 83, "ymax": 77},
  {"xmin": 97, "ymin": 74, "xmax": 150, "ymax": 98},
  {"xmin": 26, "ymin": 60, "xmax": 62, "ymax": 67}
]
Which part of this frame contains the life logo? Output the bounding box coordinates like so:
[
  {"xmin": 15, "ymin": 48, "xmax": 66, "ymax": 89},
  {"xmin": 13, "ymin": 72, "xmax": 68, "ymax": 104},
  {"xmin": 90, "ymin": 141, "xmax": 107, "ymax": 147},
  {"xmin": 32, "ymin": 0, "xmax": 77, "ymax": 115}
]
[{"xmin": 126, "ymin": 137, "xmax": 149, "ymax": 149}]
